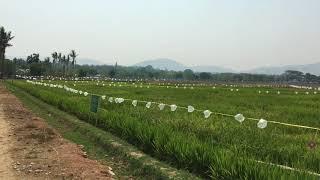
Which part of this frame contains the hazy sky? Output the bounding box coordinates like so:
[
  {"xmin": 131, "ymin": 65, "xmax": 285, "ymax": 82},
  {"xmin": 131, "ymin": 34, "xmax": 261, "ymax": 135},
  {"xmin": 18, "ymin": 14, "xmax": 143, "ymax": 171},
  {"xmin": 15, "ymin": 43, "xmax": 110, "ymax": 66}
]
[{"xmin": 1, "ymin": 0, "xmax": 320, "ymax": 70}]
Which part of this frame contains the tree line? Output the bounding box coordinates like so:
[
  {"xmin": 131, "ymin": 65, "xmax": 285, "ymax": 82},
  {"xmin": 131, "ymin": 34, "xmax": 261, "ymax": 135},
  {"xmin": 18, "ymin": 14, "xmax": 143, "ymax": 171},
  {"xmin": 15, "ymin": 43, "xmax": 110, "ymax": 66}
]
[
  {"xmin": 6, "ymin": 52, "xmax": 320, "ymax": 85},
  {"xmin": 21, "ymin": 50, "xmax": 78, "ymax": 76}
]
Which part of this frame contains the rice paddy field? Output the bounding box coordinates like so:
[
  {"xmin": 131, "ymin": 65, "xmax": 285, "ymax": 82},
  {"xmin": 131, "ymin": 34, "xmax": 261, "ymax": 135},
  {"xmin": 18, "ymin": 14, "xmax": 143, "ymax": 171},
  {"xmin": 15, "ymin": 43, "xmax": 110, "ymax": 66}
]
[{"xmin": 11, "ymin": 79, "xmax": 320, "ymax": 179}]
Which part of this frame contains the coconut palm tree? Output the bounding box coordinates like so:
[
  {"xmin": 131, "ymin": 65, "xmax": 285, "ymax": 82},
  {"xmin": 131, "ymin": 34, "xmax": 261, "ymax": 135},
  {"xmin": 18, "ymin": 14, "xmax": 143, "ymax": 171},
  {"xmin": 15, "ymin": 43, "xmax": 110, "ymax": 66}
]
[
  {"xmin": 51, "ymin": 52, "xmax": 58, "ymax": 70},
  {"xmin": 44, "ymin": 57, "xmax": 50, "ymax": 63},
  {"xmin": 0, "ymin": 27, "xmax": 14, "ymax": 78},
  {"xmin": 69, "ymin": 50, "xmax": 78, "ymax": 69},
  {"xmin": 66, "ymin": 55, "xmax": 70, "ymax": 75},
  {"xmin": 0, "ymin": 26, "xmax": 14, "ymax": 60},
  {"xmin": 57, "ymin": 53, "xmax": 62, "ymax": 71},
  {"xmin": 61, "ymin": 55, "xmax": 66, "ymax": 76}
]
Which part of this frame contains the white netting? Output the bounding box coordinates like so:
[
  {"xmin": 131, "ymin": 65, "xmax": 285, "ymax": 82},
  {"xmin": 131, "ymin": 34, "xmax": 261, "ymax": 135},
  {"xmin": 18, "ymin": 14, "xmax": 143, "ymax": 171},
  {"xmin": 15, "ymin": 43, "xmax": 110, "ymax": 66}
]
[
  {"xmin": 257, "ymin": 119, "xmax": 268, "ymax": 129},
  {"xmin": 146, "ymin": 102, "xmax": 152, "ymax": 108},
  {"xmin": 115, "ymin": 98, "xmax": 125, "ymax": 103},
  {"xmin": 234, "ymin": 114, "xmax": 245, "ymax": 123},
  {"xmin": 132, "ymin": 100, "xmax": 137, "ymax": 107},
  {"xmin": 158, "ymin": 103, "xmax": 165, "ymax": 110},
  {"xmin": 170, "ymin": 104, "xmax": 177, "ymax": 111},
  {"xmin": 204, "ymin": 110, "xmax": 212, "ymax": 118},
  {"xmin": 187, "ymin": 105, "xmax": 194, "ymax": 113}
]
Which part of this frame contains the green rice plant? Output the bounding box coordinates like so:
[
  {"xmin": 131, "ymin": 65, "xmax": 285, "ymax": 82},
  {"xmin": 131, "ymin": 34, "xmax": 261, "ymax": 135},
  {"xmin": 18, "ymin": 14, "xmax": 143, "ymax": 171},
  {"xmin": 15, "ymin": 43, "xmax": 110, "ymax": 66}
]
[{"xmin": 12, "ymin": 80, "xmax": 320, "ymax": 179}]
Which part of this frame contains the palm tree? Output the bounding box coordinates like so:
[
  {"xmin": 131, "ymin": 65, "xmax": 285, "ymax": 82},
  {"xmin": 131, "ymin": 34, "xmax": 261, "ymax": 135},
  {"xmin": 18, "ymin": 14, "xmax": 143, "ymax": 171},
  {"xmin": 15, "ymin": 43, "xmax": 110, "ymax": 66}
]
[
  {"xmin": 0, "ymin": 26, "xmax": 14, "ymax": 60},
  {"xmin": 61, "ymin": 55, "xmax": 66, "ymax": 76},
  {"xmin": 51, "ymin": 52, "xmax": 58, "ymax": 70},
  {"xmin": 57, "ymin": 53, "xmax": 62, "ymax": 71},
  {"xmin": 0, "ymin": 27, "xmax": 14, "ymax": 78},
  {"xmin": 44, "ymin": 57, "xmax": 50, "ymax": 63},
  {"xmin": 66, "ymin": 55, "xmax": 70, "ymax": 75},
  {"xmin": 69, "ymin": 50, "xmax": 78, "ymax": 69},
  {"xmin": 43, "ymin": 57, "xmax": 50, "ymax": 75}
]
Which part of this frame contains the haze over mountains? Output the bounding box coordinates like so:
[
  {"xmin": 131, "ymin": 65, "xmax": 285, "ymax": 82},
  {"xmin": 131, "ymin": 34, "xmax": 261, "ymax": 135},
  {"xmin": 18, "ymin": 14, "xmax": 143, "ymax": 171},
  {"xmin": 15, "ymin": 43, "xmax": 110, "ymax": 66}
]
[
  {"xmin": 77, "ymin": 58, "xmax": 107, "ymax": 65},
  {"xmin": 134, "ymin": 58, "xmax": 234, "ymax": 73},
  {"xmin": 11, "ymin": 56, "xmax": 320, "ymax": 75},
  {"xmin": 244, "ymin": 63, "xmax": 320, "ymax": 75},
  {"xmin": 134, "ymin": 58, "xmax": 320, "ymax": 75}
]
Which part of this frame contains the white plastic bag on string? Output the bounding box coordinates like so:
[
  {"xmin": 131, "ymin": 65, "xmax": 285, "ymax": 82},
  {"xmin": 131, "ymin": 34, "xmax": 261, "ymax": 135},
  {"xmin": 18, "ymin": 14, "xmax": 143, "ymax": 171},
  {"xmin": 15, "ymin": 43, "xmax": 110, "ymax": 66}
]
[
  {"xmin": 234, "ymin": 114, "xmax": 245, "ymax": 123},
  {"xmin": 170, "ymin": 104, "xmax": 177, "ymax": 111},
  {"xmin": 132, "ymin": 100, "xmax": 138, "ymax": 107},
  {"xmin": 108, "ymin": 97, "xmax": 114, "ymax": 103},
  {"xmin": 203, "ymin": 110, "xmax": 212, "ymax": 118},
  {"xmin": 257, "ymin": 119, "xmax": 267, "ymax": 129},
  {"xmin": 101, "ymin": 95, "xmax": 106, "ymax": 100},
  {"xmin": 187, "ymin": 105, "xmax": 194, "ymax": 113},
  {"xmin": 84, "ymin": 92, "xmax": 88, "ymax": 96},
  {"xmin": 158, "ymin": 103, "xmax": 165, "ymax": 110},
  {"xmin": 146, "ymin": 102, "xmax": 152, "ymax": 108}
]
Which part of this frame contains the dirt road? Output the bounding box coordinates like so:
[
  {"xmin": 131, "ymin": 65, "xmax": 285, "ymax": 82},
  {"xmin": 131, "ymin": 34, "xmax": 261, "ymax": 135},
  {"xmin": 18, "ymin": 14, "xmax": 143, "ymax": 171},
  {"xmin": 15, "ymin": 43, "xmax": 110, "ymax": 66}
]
[
  {"xmin": 0, "ymin": 83, "xmax": 114, "ymax": 179},
  {"xmin": 0, "ymin": 103, "xmax": 16, "ymax": 179}
]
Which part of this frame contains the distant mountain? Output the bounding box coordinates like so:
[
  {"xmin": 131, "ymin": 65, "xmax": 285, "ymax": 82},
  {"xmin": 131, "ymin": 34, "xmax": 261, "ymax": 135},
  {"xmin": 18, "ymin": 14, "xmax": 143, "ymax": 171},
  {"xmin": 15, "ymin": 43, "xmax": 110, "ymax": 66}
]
[
  {"xmin": 8, "ymin": 55, "xmax": 320, "ymax": 75},
  {"xmin": 134, "ymin": 58, "xmax": 234, "ymax": 73},
  {"xmin": 244, "ymin": 62, "xmax": 320, "ymax": 75},
  {"xmin": 134, "ymin": 58, "xmax": 187, "ymax": 71},
  {"xmin": 77, "ymin": 58, "xmax": 106, "ymax": 65},
  {"xmin": 192, "ymin": 66, "xmax": 234, "ymax": 73}
]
